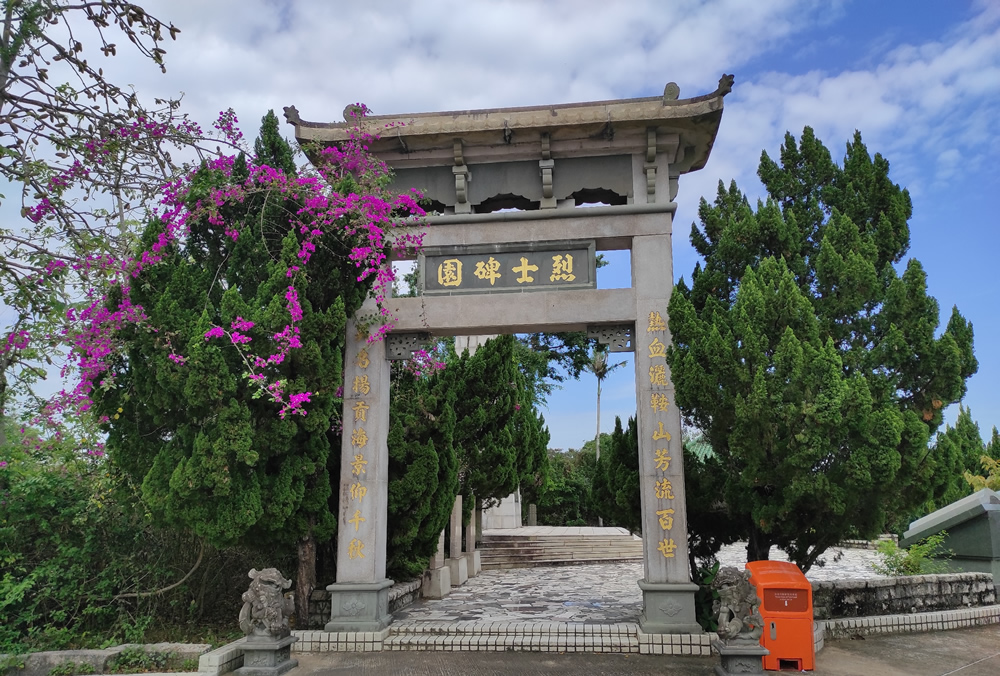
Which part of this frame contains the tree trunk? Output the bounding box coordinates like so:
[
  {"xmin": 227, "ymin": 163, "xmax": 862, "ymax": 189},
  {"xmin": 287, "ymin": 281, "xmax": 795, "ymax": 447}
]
[
  {"xmin": 746, "ymin": 525, "xmax": 772, "ymax": 562},
  {"xmin": 296, "ymin": 529, "xmax": 317, "ymax": 629}
]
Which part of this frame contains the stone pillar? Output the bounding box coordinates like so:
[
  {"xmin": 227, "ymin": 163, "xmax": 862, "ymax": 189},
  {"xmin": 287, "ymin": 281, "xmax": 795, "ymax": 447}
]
[
  {"xmin": 464, "ymin": 505, "xmax": 481, "ymax": 577},
  {"xmin": 325, "ymin": 309, "xmax": 393, "ymax": 632},
  {"xmin": 528, "ymin": 504, "xmax": 537, "ymax": 527},
  {"xmin": 632, "ymin": 169, "xmax": 700, "ymax": 634},
  {"xmin": 422, "ymin": 529, "xmax": 451, "ymax": 599},
  {"xmin": 446, "ymin": 495, "xmax": 468, "ymax": 586}
]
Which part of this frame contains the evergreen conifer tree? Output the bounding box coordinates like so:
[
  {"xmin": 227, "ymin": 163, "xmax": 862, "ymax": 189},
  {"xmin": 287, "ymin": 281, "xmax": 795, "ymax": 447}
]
[
  {"xmin": 96, "ymin": 111, "xmax": 370, "ymax": 623},
  {"xmin": 385, "ymin": 367, "xmax": 459, "ymax": 578},
  {"xmin": 667, "ymin": 128, "xmax": 977, "ymax": 570}
]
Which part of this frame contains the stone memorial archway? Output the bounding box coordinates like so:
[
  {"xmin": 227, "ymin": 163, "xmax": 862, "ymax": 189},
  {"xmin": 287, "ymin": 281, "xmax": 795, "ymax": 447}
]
[{"xmin": 285, "ymin": 75, "xmax": 732, "ymax": 635}]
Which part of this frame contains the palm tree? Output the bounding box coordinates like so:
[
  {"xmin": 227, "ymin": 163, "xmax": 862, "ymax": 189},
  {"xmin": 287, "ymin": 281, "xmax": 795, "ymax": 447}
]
[{"xmin": 586, "ymin": 345, "xmax": 627, "ymax": 526}]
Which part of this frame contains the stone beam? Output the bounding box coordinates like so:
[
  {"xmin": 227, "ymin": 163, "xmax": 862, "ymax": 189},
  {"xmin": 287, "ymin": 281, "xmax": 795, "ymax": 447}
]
[
  {"xmin": 390, "ymin": 204, "xmax": 675, "ymax": 257},
  {"xmin": 387, "ymin": 288, "xmax": 636, "ymax": 335}
]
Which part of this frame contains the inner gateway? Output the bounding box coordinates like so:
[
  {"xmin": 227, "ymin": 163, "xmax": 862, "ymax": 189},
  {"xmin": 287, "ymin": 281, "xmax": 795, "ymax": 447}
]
[{"xmin": 285, "ymin": 75, "xmax": 732, "ymax": 634}]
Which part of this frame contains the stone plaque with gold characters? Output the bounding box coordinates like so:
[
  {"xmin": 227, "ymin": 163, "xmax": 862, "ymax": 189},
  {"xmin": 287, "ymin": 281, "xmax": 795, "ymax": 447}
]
[{"xmin": 421, "ymin": 240, "xmax": 596, "ymax": 295}]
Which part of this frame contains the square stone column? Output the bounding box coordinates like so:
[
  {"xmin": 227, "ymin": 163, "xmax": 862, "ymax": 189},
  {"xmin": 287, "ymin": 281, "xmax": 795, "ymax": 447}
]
[
  {"xmin": 446, "ymin": 495, "xmax": 468, "ymax": 586},
  {"xmin": 464, "ymin": 504, "xmax": 481, "ymax": 577},
  {"xmin": 632, "ymin": 221, "xmax": 700, "ymax": 634},
  {"xmin": 326, "ymin": 309, "xmax": 393, "ymax": 632},
  {"xmin": 422, "ymin": 529, "xmax": 451, "ymax": 599}
]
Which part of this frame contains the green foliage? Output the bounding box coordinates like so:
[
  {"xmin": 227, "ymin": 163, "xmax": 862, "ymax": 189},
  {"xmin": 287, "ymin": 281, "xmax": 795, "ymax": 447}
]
[
  {"xmin": 593, "ymin": 417, "xmax": 642, "ymax": 534},
  {"xmin": 0, "ymin": 429, "xmax": 272, "ymax": 655},
  {"xmin": 107, "ymin": 648, "xmax": 169, "ymax": 674},
  {"xmin": 95, "ymin": 111, "xmax": 369, "ymax": 556},
  {"xmin": 964, "ymin": 455, "xmax": 1000, "ymax": 492},
  {"xmin": 871, "ymin": 532, "xmax": 952, "ymax": 576},
  {"xmin": 693, "ymin": 561, "xmax": 721, "ymax": 632},
  {"xmin": 667, "ymin": 128, "xmax": 977, "ymax": 571},
  {"xmin": 530, "ymin": 447, "xmax": 600, "ymax": 526},
  {"xmin": 925, "ymin": 406, "xmax": 987, "ymax": 512},
  {"xmin": 385, "ymin": 367, "xmax": 459, "ymax": 579}
]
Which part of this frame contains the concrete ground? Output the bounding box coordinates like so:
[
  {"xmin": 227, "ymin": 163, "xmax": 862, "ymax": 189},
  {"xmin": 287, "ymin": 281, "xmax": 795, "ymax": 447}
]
[{"xmin": 291, "ymin": 624, "xmax": 1000, "ymax": 675}]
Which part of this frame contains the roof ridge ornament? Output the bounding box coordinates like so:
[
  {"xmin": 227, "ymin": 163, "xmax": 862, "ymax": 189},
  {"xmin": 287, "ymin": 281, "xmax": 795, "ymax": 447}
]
[{"xmin": 717, "ymin": 73, "xmax": 735, "ymax": 97}]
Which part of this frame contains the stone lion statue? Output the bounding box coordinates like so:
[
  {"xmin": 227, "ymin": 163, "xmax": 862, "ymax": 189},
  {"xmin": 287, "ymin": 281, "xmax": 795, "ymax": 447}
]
[
  {"xmin": 239, "ymin": 568, "xmax": 295, "ymax": 637},
  {"xmin": 712, "ymin": 566, "xmax": 764, "ymax": 643}
]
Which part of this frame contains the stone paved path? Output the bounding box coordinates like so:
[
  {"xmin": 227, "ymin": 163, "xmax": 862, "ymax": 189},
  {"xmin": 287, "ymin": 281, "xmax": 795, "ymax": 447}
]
[{"xmin": 395, "ymin": 540, "xmax": 885, "ymax": 625}]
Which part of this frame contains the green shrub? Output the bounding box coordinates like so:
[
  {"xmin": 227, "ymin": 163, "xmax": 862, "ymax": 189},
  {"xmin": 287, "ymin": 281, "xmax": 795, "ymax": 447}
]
[
  {"xmin": 872, "ymin": 532, "xmax": 952, "ymax": 576},
  {"xmin": 694, "ymin": 561, "xmax": 721, "ymax": 632}
]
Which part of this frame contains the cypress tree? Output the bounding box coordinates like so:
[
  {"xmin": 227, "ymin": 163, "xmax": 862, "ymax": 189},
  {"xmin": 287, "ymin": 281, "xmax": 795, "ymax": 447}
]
[
  {"xmin": 667, "ymin": 128, "xmax": 978, "ymax": 570},
  {"xmin": 96, "ymin": 111, "xmax": 371, "ymax": 623},
  {"xmin": 385, "ymin": 367, "xmax": 459, "ymax": 578}
]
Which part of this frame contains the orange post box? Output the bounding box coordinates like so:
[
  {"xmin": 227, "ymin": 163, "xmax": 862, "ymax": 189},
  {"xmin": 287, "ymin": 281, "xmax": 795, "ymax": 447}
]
[{"xmin": 745, "ymin": 560, "xmax": 815, "ymax": 671}]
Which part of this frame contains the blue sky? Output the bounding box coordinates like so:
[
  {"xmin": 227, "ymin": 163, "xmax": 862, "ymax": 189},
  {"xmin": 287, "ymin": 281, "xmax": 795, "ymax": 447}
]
[{"xmin": 10, "ymin": 0, "xmax": 998, "ymax": 451}]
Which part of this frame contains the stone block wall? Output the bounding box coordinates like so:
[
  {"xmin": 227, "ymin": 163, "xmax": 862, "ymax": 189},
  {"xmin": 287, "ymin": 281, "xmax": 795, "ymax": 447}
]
[{"xmin": 811, "ymin": 573, "xmax": 995, "ymax": 620}]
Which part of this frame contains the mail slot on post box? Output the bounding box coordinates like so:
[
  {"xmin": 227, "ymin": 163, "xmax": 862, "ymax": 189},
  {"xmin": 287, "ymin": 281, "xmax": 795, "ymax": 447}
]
[{"xmin": 745, "ymin": 560, "xmax": 815, "ymax": 671}]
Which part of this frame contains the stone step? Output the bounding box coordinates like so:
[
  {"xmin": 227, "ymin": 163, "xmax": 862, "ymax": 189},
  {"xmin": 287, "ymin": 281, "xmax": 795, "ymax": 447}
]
[
  {"xmin": 482, "ymin": 556, "xmax": 642, "ymax": 570},
  {"xmin": 480, "ymin": 546, "xmax": 642, "ymax": 559},
  {"xmin": 481, "ymin": 535, "xmax": 639, "ymax": 544},
  {"xmin": 479, "ymin": 544, "xmax": 642, "ymax": 558},
  {"xmin": 381, "ymin": 621, "xmax": 716, "ymax": 655}
]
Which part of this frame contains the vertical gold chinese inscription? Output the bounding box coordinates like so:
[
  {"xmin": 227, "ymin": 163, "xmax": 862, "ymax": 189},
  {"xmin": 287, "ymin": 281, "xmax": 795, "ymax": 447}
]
[
  {"xmin": 654, "ymin": 449, "xmax": 672, "ymax": 471},
  {"xmin": 657, "ymin": 538, "xmax": 677, "ymax": 558},
  {"xmin": 652, "ymin": 421, "xmax": 672, "ymax": 441},
  {"xmin": 656, "ymin": 509, "xmax": 675, "ymax": 530},
  {"xmin": 512, "ymin": 257, "xmax": 539, "ymax": 284},
  {"xmin": 650, "ymin": 392, "xmax": 670, "ymax": 412},
  {"xmin": 352, "ymin": 375, "xmax": 371, "ymax": 395},
  {"xmin": 654, "ymin": 478, "xmax": 675, "ymax": 500},
  {"xmin": 474, "ymin": 257, "xmax": 502, "ymax": 285},
  {"xmin": 648, "ymin": 337, "xmax": 667, "ymax": 358},
  {"xmin": 550, "ymin": 254, "xmax": 575, "ymax": 282},
  {"xmin": 647, "ymin": 311, "xmax": 667, "ymax": 332},
  {"xmin": 351, "ymin": 427, "xmax": 368, "ymax": 448},
  {"xmin": 437, "ymin": 259, "xmax": 462, "ymax": 287},
  {"xmin": 350, "ymin": 454, "xmax": 368, "ymax": 476},
  {"xmin": 355, "ymin": 349, "xmax": 370, "ymax": 369},
  {"xmin": 348, "ymin": 509, "xmax": 366, "ymax": 532},
  {"xmin": 348, "ymin": 539, "xmax": 365, "ymax": 559},
  {"xmin": 649, "ymin": 364, "xmax": 668, "ymax": 386},
  {"xmin": 352, "ymin": 400, "xmax": 370, "ymax": 422},
  {"xmin": 350, "ymin": 482, "xmax": 367, "ymax": 502}
]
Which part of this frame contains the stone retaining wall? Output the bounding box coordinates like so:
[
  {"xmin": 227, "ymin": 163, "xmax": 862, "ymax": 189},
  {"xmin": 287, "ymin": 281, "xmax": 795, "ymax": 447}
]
[{"xmin": 812, "ymin": 573, "xmax": 995, "ymax": 619}]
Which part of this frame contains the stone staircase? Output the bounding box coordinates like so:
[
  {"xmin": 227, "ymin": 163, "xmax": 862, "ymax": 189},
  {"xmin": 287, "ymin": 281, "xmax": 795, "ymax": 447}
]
[{"xmin": 479, "ymin": 526, "xmax": 643, "ymax": 570}]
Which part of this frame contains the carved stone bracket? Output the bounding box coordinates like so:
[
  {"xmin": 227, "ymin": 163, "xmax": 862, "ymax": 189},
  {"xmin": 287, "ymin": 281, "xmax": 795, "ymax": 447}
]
[
  {"xmin": 453, "ymin": 139, "xmax": 471, "ymax": 214},
  {"xmin": 539, "ymin": 133, "xmax": 555, "ymax": 209},
  {"xmin": 386, "ymin": 332, "xmax": 431, "ymax": 360},
  {"xmin": 587, "ymin": 324, "xmax": 634, "ymax": 353},
  {"xmin": 644, "ymin": 128, "xmax": 657, "ymax": 200}
]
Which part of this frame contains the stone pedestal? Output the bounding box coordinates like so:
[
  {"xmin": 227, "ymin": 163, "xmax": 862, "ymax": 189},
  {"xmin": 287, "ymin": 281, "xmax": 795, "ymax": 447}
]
[
  {"xmin": 638, "ymin": 580, "xmax": 702, "ymax": 634},
  {"xmin": 422, "ymin": 566, "xmax": 451, "ymax": 599},
  {"xmin": 235, "ymin": 634, "xmax": 297, "ymax": 676},
  {"xmin": 423, "ymin": 530, "xmax": 451, "ymax": 599},
  {"xmin": 446, "ymin": 495, "xmax": 468, "ymax": 587},
  {"xmin": 712, "ymin": 640, "xmax": 768, "ymax": 676},
  {"xmin": 464, "ymin": 509, "xmax": 480, "ymax": 578},
  {"xmin": 324, "ymin": 579, "xmax": 393, "ymax": 632},
  {"xmin": 447, "ymin": 556, "xmax": 469, "ymax": 587}
]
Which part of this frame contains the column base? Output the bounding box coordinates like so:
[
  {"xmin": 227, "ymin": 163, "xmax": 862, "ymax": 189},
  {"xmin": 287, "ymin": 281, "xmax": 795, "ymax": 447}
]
[
  {"xmin": 464, "ymin": 551, "xmax": 481, "ymax": 577},
  {"xmin": 422, "ymin": 566, "xmax": 451, "ymax": 599},
  {"xmin": 235, "ymin": 634, "xmax": 298, "ymax": 676},
  {"xmin": 712, "ymin": 640, "xmax": 768, "ymax": 675},
  {"xmin": 637, "ymin": 580, "xmax": 702, "ymax": 634},
  {"xmin": 446, "ymin": 556, "xmax": 468, "ymax": 586},
  {"xmin": 324, "ymin": 579, "xmax": 393, "ymax": 632}
]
